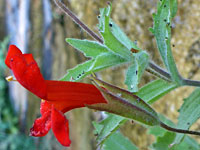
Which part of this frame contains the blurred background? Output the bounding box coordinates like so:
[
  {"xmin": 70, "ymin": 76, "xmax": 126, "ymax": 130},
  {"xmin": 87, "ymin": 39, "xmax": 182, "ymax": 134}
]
[{"xmin": 0, "ymin": 0, "xmax": 200, "ymax": 150}]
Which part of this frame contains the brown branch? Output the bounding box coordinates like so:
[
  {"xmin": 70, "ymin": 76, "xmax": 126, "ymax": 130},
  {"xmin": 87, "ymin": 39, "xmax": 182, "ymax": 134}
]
[
  {"xmin": 53, "ymin": 0, "xmax": 103, "ymax": 43},
  {"xmin": 160, "ymin": 122, "xmax": 200, "ymax": 136}
]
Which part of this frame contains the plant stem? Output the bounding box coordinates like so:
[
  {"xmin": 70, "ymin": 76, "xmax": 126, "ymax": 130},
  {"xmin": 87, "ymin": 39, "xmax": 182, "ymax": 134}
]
[
  {"xmin": 160, "ymin": 122, "xmax": 200, "ymax": 136},
  {"xmin": 54, "ymin": 0, "xmax": 103, "ymax": 43},
  {"xmin": 149, "ymin": 61, "xmax": 171, "ymax": 80},
  {"xmin": 146, "ymin": 68, "xmax": 171, "ymax": 82},
  {"xmin": 54, "ymin": 0, "xmax": 172, "ymax": 81},
  {"xmin": 182, "ymin": 78, "xmax": 200, "ymax": 87}
]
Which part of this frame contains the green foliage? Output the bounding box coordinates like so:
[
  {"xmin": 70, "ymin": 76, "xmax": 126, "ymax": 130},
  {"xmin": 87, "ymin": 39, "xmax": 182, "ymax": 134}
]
[
  {"xmin": 151, "ymin": 131, "xmax": 176, "ymax": 150},
  {"xmin": 98, "ymin": 4, "xmax": 132, "ymax": 60},
  {"xmin": 0, "ymin": 134, "xmax": 36, "ymax": 150},
  {"xmin": 149, "ymin": 115, "xmax": 200, "ymax": 150},
  {"xmin": 66, "ymin": 38, "xmax": 109, "ymax": 58},
  {"xmin": 93, "ymin": 113, "xmax": 126, "ymax": 145},
  {"xmin": 63, "ymin": 38, "xmax": 127, "ymax": 82},
  {"xmin": 93, "ymin": 114, "xmax": 137, "ymax": 150},
  {"xmin": 125, "ymin": 51, "xmax": 149, "ymax": 92},
  {"xmin": 148, "ymin": 115, "xmax": 175, "ymax": 149},
  {"xmin": 91, "ymin": 52, "xmax": 126, "ymax": 70},
  {"xmin": 151, "ymin": 0, "xmax": 182, "ymax": 84},
  {"xmin": 172, "ymin": 136, "xmax": 200, "ymax": 150},
  {"xmin": 61, "ymin": 59, "xmax": 94, "ymax": 81},
  {"xmin": 125, "ymin": 60, "xmax": 139, "ymax": 92},
  {"xmin": 98, "ymin": 4, "xmax": 149, "ymax": 91},
  {"xmin": 173, "ymin": 88, "xmax": 200, "ymax": 145},
  {"xmin": 103, "ymin": 131, "xmax": 138, "ymax": 150},
  {"xmin": 61, "ymin": 51, "xmax": 126, "ymax": 82},
  {"xmin": 150, "ymin": 131, "xmax": 200, "ymax": 150},
  {"xmin": 65, "ymin": 4, "xmax": 149, "ymax": 92},
  {"xmin": 137, "ymin": 79, "xmax": 177, "ymax": 104},
  {"xmin": 0, "ymin": 37, "xmax": 18, "ymax": 135}
]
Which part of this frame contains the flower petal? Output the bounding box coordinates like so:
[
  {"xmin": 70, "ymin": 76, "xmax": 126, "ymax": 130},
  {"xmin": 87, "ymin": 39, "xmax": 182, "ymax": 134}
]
[
  {"xmin": 5, "ymin": 45, "xmax": 22, "ymax": 69},
  {"xmin": 40, "ymin": 100, "xmax": 52, "ymax": 115},
  {"xmin": 45, "ymin": 80, "xmax": 106, "ymax": 107},
  {"xmin": 51, "ymin": 106, "xmax": 71, "ymax": 147},
  {"xmin": 30, "ymin": 108, "xmax": 52, "ymax": 137},
  {"xmin": 5, "ymin": 45, "xmax": 47, "ymax": 99},
  {"xmin": 23, "ymin": 54, "xmax": 35, "ymax": 65}
]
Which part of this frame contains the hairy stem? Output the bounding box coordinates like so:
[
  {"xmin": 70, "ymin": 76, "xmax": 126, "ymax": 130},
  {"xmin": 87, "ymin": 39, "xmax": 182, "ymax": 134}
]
[
  {"xmin": 54, "ymin": 0, "xmax": 172, "ymax": 80},
  {"xmin": 54, "ymin": 0, "xmax": 103, "ymax": 43},
  {"xmin": 146, "ymin": 68, "xmax": 172, "ymax": 82},
  {"xmin": 149, "ymin": 61, "xmax": 171, "ymax": 80},
  {"xmin": 160, "ymin": 122, "xmax": 200, "ymax": 136},
  {"xmin": 182, "ymin": 78, "xmax": 200, "ymax": 87}
]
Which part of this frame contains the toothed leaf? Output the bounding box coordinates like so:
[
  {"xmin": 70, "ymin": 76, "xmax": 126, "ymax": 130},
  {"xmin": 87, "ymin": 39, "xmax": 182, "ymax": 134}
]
[
  {"xmin": 98, "ymin": 5, "xmax": 132, "ymax": 60},
  {"xmin": 152, "ymin": 0, "xmax": 182, "ymax": 84},
  {"xmin": 173, "ymin": 88, "xmax": 200, "ymax": 145},
  {"xmin": 61, "ymin": 59, "xmax": 94, "ymax": 81},
  {"xmin": 66, "ymin": 38, "xmax": 108, "ymax": 58},
  {"xmin": 109, "ymin": 21, "xmax": 141, "ymax": 52},
  {"xmin": 61, "ymin": 52, "xmax": 125, "ymax": 82}
]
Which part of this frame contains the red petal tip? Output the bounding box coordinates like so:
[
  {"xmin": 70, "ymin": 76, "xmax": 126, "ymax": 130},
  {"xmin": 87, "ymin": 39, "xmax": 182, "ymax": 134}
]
[
  {"xmin": 51, "ymin": 107, "xmax": 71, "ymax": 147},
  {"xmin": 5, "ymin": 45, "xmax": 22, "ymax": 68},
  {"xmin": 30, "ymin": 110, "xmax": 52, "ymax": 137}
]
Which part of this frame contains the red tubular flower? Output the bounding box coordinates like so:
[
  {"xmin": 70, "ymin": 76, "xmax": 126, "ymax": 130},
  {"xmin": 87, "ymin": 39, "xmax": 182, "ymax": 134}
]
[{"xmin": 5, "ymin": 45, "xmax": 106, "ymax": 147}]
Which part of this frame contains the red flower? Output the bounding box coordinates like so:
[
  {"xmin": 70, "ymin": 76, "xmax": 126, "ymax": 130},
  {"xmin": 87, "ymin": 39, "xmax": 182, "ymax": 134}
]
[{"xmin": 5, "ymin": 45, "xmax": 106, "ymax": 147}]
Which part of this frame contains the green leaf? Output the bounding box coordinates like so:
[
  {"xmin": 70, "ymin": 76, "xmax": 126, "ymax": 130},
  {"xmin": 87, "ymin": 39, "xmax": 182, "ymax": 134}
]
[
  {"xmin": 172, "ymin": 136, "xmax": 200, "ymax": 150},
  {"xmin": 173, "ymin": 88, "xmax": 200, "ymax": 145},
  {"xmin": 61, "ymin": 52, "xmax": 126, "ymax": 81},
  {"xmin": 66, "ymin": 38, "xmax": 108, "ymax": 58},
  {"xmin": 125, "ymin": 51, "xmax": 149, "ymax": 92},
  {"xmin": 91, "ymin": 52, "xmax": 126, "ymax": 70},
  {"xmin": 109, "ymin": 21, "xmax": 141, "ymax": 51},
  {"xmin": 93, "ymin": 113, "xmax": 127, "ymax": 145},
  {"xmin": 61, "ymin": 59, "xmax": 95, "ymax": 81},
  {"xmin": 151, "ymin": 131, "xmax": 176, "ymax": 150},
  {"xmin": 104, "ymin": 131, "xmax": 138, "ymax": 150},
  {"xmin": 151, "ymin": 131, "xmax": 200, "ymax": 150},
  {"xmin": 98, "ymin": 5, "xmax": 132, "ymax": 60},
  {"xmin": 135, "ymin": 51, "xmax": 149, "ymax": 82},
  {"xmin": 152, "ymin": 0, "xmax": 182, "ymax": 84},
  {"xmin": 125, "ymin": 59, "xmax": 138, "ymax": 92},
  {"xmin": 148, "ymin": 126, "xmax": 166, "ymax": 137},
  {"xmin": 137, "ymin": 79, "xmax": 177, "ymax": 104},
  {"xmin": 170, "ymin": 0, "xmax": 178, "ymax": 18},
  {"xmin": 149, "ymin": 113, "xmax": 200, "ymax": 150},
  {"xmin": 148, "ymin": 115, "xmax": 176, "ymax": 150}
]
